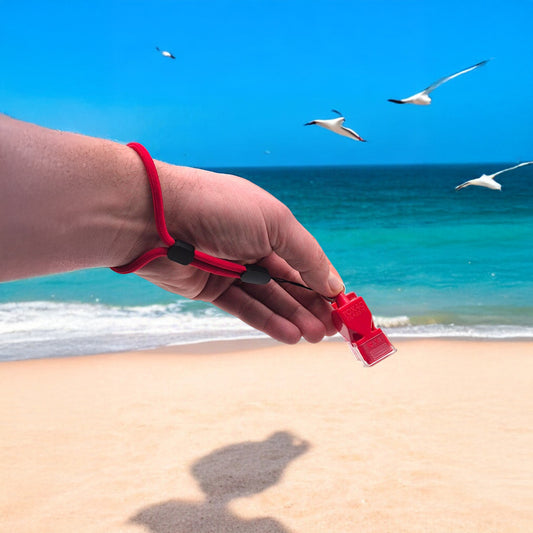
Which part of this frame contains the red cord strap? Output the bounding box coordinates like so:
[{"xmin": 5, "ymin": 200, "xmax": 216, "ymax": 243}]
[{"xmin": 111, "ymin": 143, "xmax": 271, "ymax": 284}]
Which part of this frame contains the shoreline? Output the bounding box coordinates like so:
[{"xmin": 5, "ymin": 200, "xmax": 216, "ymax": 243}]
[
  {"xmin": 3, "ymin": 333, "xmax": 533, "ymax": 364},
  {"xmin": 2, "ymin": 339, "xmax": 532, "ymax": 532}
]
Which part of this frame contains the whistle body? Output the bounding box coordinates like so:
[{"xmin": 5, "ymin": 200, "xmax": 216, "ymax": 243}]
[{"xmin": 331, "ymin": 292, "xmax": 396, "ymax": 366}]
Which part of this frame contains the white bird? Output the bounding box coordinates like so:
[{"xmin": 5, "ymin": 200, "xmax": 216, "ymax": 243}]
[
  {"xmin": 455, "ymin": 161, "xmax": 533, "ymax": 191},
  {"xmin": 156, "ymin": 46, "xmax": 176, "ymax": 59},
  {"xmin": 304, "ymin": 109, "xmax": 367, "ymax": 142},
  {"xmin": 388, "ymin": 59, "xmax": 489, "ymax": 105}
]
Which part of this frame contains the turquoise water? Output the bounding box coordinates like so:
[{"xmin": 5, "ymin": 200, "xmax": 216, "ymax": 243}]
[{"xmin": 1, "ymin": 163, "xmax": 532, "ymax": 360}]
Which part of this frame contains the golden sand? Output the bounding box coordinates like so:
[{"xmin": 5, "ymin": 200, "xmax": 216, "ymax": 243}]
[{"xmin": 1, "ymin": 339, "xmax": 532, "ymax": 532}]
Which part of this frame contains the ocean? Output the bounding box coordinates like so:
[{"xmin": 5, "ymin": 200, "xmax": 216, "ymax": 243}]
[{"xmin": 1, "ymin": 163, "xmax": 532, "ymax": 361}]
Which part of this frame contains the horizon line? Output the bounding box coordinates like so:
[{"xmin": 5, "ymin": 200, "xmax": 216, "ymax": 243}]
[{"xmin": 205, "ymin": 160, "xmax": 523, "ymax": 171}]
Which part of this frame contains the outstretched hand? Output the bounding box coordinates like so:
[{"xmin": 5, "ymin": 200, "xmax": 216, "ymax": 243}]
[{"xmin": 131, "ymin": 164, "xmax": 344, "ymax": 344}]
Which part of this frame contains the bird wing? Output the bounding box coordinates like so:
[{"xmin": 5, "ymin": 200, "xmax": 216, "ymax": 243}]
[
  {"xmin": 340, "ymin": 125, "xmax": 365, "ymax": 142},
  {"xmin": 424, "ymin": 59, "xmax": 489, "ymax": 94},
  {"xmin": 492, "ymin": 161, "xmax": 533, "ymax": 178},
  {"xmin": 331, "ymin": 109, "xmax": 343, "ymax": 116},
  {"xmin": 455, "ymin": 180, "xmax": 472, "ymax": 190}
]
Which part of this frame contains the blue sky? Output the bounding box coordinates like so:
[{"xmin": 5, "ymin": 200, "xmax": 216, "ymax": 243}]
[{"xmin": 1, "ymin": 0, "xmax": 532, "ymax": 167}]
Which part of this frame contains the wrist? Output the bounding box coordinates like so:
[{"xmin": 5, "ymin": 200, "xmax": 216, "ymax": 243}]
[
  {"xmin": 98, "ymin": 141, "xmax": 161, "ymax": 269},
  {"xmin": 107, "ymin": 146, "xmax": 207, "ymax": 271}
]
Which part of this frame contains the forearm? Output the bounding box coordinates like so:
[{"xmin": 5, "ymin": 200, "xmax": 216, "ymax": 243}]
[{"xmin": 0, "ymin": 114, "xmax": 158, "ymax": 281}]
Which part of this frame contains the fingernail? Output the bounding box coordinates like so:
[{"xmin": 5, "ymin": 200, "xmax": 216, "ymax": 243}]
[{"xmin": 328, "ymin": 271, "xmax": 344, "ymax": 296}]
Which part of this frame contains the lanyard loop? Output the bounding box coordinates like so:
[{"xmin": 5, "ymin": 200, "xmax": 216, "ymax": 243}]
[{"xmin": 111, "ymin": 143, "xmax": 267, "ymax": 283}]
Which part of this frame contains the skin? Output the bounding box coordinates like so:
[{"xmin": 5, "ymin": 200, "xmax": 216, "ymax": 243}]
[{"xmin": 0, "ymin": 114, "xmax": 344, "ymax": 344}]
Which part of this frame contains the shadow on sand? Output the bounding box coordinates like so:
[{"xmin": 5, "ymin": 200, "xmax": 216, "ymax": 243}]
[{"xmin": 129, "ymin": 431, "xmax": 309, "ymax": 533}]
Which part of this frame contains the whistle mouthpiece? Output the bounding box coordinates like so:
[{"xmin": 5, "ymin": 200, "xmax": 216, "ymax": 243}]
[{"xmin": 331, "ymin": 292, "xmax": 396, "ymax": 367}]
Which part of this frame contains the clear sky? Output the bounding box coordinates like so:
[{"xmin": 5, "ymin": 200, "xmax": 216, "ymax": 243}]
[{"xmin": 1, "ymin": 0, "xmax": 532, "ymax": 167}]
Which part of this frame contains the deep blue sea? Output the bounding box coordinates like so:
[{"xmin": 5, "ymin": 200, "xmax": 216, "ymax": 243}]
[{"xmin": 1, "ymin": 163, "xmax": 532, "ymax": 361}]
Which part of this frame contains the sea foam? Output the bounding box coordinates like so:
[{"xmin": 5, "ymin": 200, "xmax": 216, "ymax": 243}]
[{"xmin": 1, "ymin": 301, "xmax": 532, "ymax": 362}]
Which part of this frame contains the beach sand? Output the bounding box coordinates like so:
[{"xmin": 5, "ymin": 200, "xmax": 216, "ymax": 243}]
[{"xmin": 1, "ymin": 339, "xmax": 532, "ymax": 533}]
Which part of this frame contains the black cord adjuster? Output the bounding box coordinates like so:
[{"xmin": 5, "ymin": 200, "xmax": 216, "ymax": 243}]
[
  {"xmin": 240, "ymin": 264, "xmax": 271, "ymax": 285},
  {"xmin": 167, "ymin": 240, "xmax": 195, "ymax": 265}
]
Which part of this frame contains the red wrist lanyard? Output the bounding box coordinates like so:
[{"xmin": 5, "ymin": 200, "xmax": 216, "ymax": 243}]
[
  {"xmin": 112, "ymin": 142, "xmax": 273, "ymax": 284},
  {"xmin": 112, "ymin": 142, "xmax": 396, "ymax": 366}
]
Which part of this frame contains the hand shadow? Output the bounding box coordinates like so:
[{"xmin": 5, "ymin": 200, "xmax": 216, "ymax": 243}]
[{"xmin": 129, "ymin": 431, "xmax": 309, "ymax": 533}]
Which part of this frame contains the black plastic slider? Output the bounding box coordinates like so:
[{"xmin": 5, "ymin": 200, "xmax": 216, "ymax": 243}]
[
  {"xmin": 167, "ymin": 240, "xmax": 195, "ymax": 265},
  {"xmin": 240, "ymin": 264, "xmax": 272, "ymax": 285}
]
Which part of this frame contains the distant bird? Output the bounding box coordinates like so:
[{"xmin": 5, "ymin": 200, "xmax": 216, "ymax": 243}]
[
  {"xmin": 155, "ymin": 46, "xmax": 175, "ymax": 59},
  {"xmin": 388, "ymin": 59, "xmax": 489, "ymax": 105},
  {"xmin": 455, "ymin": 161, "xmax": 533, "ymax": 191},
  {"xmin": 304, "ymin": 109, "xmax": 367, "ymax": 142}
]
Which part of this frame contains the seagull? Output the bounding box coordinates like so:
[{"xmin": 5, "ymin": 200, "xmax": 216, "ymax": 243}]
[
  {"xmin": 304, "ymin": 109, "xmax": 367, "ymax": 142},
  {"xmin": 455, "ymin": 161, "xmax": 533, "ymax": 191},
  {"xmin": 156, "ymin": 46, "xmax": 176, "ymax": 59},
  {"xmin": 388, "ymin": 59, "xmax": 490, "ymax": 105}
]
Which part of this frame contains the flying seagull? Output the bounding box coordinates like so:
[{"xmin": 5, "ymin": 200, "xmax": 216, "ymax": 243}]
[
  {"xmin": 304, "ymin": 109, "xmax": 367, "ymax": 142},
  {"xmin": 455, "ymin": 161, "xmax": 533, "ymax": 191},
  {"xmin": 388, "ymin": 59, "xmax": 489, "ymax": 105},
  {"xmin": 156, "ymin": 46, "xmax": 176, "ymax": 59}
]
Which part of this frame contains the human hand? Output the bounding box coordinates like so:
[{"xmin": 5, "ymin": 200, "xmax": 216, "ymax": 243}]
[{"xmin": 127, "ymin": 163, "xmax": 344, "ymax": 344}]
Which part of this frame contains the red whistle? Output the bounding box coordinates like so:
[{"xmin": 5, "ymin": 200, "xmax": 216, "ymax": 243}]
[{"xmin": 331, "ymin": 292, "xmax": 396, "ymax": 366}]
